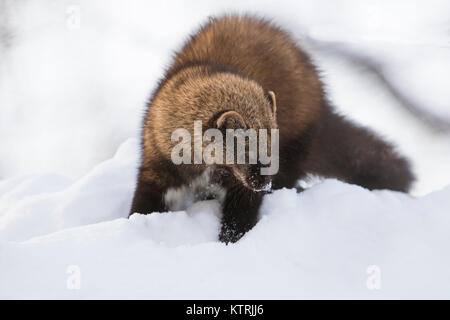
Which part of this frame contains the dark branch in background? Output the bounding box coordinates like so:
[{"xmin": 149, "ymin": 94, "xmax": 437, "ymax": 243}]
[
  {"xmin": 0, "ymin": 1, "xmax": 14, "ymax": 50},
  {"xmin": 305, "ymin": 38, "xmax": 450, "ymax": 134}
]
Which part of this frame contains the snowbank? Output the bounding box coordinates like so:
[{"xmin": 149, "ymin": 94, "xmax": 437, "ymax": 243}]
[{"xmin": 1, "ymin": 139, "xmax": 449, "ymax": 299}]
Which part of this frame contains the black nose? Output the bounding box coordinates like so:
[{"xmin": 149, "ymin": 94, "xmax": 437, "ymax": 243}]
[{"xmin": 248, "ymin": 171, "xmax": 272, "ymax": 192}]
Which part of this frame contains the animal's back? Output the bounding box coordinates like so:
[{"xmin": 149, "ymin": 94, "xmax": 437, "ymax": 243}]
[{"xmin": 170, "ymin": 16, "xmax": 325, "ymax": 141}]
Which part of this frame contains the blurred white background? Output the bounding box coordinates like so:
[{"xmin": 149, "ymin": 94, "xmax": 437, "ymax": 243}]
[{"xmin": 1, "ymin": 0, "xmax": 449, "ymax": 196}]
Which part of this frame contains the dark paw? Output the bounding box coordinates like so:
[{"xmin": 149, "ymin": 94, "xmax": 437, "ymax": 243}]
[{"xmin": 218, "ymin": 223, "xmax": 245, "ymax": 244}]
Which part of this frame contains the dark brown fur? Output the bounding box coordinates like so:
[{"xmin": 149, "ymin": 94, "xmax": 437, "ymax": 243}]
[{"xmin": 129, "ymin": 15, "xmax": 415, "ymax": 243}]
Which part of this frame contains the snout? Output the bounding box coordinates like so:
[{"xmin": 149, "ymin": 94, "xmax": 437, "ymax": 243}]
[{"xmin": 247, "ymin": 172, "xmax": 272, "ymax": 192}]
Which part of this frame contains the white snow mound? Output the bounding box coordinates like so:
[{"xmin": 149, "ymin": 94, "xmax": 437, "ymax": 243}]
[{"xmin": 1, "ymin": 139, "xmax": 450, "ymax": 299}]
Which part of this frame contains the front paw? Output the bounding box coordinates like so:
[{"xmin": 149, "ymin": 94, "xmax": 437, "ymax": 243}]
[{"xmin": 218, "ymin": 222, "xmax": 245, "ymax": 244}]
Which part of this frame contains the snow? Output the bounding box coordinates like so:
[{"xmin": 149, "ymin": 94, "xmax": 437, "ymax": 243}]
[
  {"xmin": 1, "ymin": 138, "xmax": 450, "ymax": 299},
  {"xmin": 1, "ymin": 0, "xmax": 450, "ymax": 299}
]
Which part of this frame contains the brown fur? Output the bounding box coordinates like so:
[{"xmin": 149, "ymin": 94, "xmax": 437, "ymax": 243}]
[{"xmin": 130, "ymin": 15, "xmax": 415, "ymax": 243}]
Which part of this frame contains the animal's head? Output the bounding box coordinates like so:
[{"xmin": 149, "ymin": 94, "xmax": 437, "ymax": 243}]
[
  {"xmin": 165, "ymin": 69, "xmax": 279, "ymax": 191},
  {"xmin": 213, "ymin": 79, "xmax": 279, "ymax": 192}
]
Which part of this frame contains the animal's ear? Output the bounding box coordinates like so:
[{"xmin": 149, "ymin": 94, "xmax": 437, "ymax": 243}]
[
  {"xmin": 265, "ymin": 91, "xmax": 277, "ymax": 114},
  {"xmin": 216, "ymin": 111, "xmax": 246, "ymax": 130}
]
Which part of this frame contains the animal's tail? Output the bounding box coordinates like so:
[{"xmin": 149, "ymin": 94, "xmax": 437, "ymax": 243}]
[{"xmin": 304, "ymin": 107, "xmax": 415, "ymax": 192}]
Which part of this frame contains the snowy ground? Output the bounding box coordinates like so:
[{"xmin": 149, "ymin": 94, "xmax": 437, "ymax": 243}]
[
  {"xmin": 1, "ymin": 1, "xmax": 450, "ymax": 299},
  {"xmin": 1, "ymin": 139, "xmax": 450, "ymax": 299}
]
